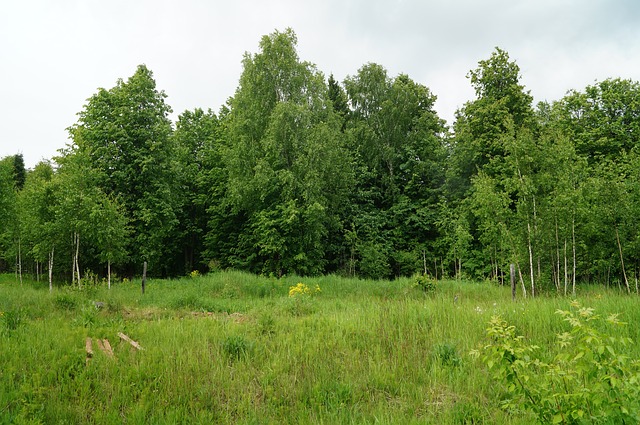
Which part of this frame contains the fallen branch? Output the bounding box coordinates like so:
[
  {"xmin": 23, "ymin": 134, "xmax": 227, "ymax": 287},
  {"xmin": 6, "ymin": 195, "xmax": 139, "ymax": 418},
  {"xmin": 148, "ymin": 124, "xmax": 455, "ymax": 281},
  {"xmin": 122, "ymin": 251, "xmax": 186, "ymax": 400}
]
[{"xmin": 118, "ymin": 332, "xmax": 144, "ymax": 350}]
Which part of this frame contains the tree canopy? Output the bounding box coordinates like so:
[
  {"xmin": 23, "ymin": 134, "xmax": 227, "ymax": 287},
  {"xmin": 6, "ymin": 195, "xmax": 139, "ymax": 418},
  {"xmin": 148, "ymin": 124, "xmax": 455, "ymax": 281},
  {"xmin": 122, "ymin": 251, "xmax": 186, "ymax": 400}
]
[{"xmin": 3, "ymin": 30, "xmax": 640, "ymax": 294}]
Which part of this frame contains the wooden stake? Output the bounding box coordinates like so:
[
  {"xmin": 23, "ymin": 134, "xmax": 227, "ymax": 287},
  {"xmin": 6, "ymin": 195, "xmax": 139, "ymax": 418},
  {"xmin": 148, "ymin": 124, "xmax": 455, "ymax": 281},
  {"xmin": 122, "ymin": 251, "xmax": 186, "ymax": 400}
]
[{"xmin": 141, "ymin": 261, "xmax": 147, "ymax": 295}]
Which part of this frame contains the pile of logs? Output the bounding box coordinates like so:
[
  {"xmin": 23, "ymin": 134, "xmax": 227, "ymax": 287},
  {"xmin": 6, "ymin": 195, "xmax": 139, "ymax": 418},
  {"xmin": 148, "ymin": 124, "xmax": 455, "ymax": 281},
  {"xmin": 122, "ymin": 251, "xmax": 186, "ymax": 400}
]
[{"xmin": 85, "ymin": 332, "xmax": 143, "ymax": 365}]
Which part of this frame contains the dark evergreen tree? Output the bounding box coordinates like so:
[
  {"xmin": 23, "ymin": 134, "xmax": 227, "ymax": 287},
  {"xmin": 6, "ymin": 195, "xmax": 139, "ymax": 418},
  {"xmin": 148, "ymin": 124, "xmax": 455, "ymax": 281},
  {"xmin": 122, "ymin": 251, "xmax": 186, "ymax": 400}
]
[{"xmin": 12, "ymin": 154, "xmax": 26, "ymax": 191}]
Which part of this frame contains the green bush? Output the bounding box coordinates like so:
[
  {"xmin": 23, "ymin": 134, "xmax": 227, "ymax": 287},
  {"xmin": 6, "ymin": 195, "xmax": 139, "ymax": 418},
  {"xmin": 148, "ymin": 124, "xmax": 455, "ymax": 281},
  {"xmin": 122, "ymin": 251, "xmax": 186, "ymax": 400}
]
[
  {"xmin": 472, "ymin": 301, "xmax": 640, "ymax": 424},
  {"xmin": 414, "ymin": 274, "xmax": 436, "ymax": 293}
]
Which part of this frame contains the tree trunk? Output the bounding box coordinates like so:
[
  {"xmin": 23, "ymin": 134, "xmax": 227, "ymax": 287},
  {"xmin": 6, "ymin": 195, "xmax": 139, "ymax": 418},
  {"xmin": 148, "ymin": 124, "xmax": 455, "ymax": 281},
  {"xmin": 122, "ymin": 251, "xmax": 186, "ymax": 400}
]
[
  {"xmin": 572, "ymin": 217, "xmax": 576, "ymax": 296},
  {"xmin": 71, "ymin": 233, "xmax": 76, "ymax": 286},
  {"xmin": 434, "ymin": 258, "xmax": 438, "ymax": 281},
  {"xmin": 527, "ymin": 221, "xmax": 535, "ymax": 298},
  {"xmin": 615, "ymin": 227, "xmax": 631, "ymax": 294},
  {"xmin": 17, "ymin": 237, "xmax": 22, "ymax": 285},
  {"xmin": 516, "ymin": 262, "xmax": 527, "ymax": 299},
  {"xmin": 108, "ymin": 259, "xmax": 111, "ymax": 290},
  {"xmin": 49, "ymin": 247, "xmax": 54, "ymax": 292},
  {"xmin": 555, "ymin": 218, "xmax": 561, "ymax": 292},
  {"xmin": 75, "ymin": 232, "xmax": 81, "ymax": 288},
  {"xmin": 423, "ymin": 250, "xmax": 427, "ymax": 276},
  {"xmin": 511, "ymin": 263, "xmax": 516, "ymax": 301},
  {"xmin": 563, "ymin": 239, "xmax": 568, "ymax": 297}
]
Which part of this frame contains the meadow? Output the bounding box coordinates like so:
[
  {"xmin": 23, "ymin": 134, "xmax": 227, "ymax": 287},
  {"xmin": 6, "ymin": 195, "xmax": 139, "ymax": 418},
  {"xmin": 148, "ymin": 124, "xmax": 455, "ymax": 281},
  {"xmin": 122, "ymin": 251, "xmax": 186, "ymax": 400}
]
[{"xmin": 1, "ymin": 272, "xmax": 639, "ymax": 424}]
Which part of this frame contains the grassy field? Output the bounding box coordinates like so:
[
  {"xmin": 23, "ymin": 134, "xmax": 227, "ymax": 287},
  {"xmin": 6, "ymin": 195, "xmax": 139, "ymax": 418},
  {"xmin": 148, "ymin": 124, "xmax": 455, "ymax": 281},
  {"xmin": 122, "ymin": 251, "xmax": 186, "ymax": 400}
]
[{"xmin": 1, "ymin": 272, "xmax": 639, "ymax": 424}]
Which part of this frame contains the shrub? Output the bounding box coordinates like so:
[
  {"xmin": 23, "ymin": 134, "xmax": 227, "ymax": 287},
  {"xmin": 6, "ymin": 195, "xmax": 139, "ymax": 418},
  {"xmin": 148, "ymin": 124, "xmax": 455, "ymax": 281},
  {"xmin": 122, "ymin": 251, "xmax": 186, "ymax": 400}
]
[
  {"xmin": 471, "ymin": 301, "xmax": 640, "ymax": 424},
  {"xmin": 414, "ymin": 274, "xmax": 436, "ymax": 293}
]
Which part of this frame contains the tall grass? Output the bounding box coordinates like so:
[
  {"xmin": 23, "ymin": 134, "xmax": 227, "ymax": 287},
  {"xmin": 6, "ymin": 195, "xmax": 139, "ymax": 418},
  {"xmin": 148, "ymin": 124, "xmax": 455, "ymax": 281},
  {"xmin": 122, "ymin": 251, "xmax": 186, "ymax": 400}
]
[{"xmin": 1, "ymin": 272, "xmax": 638, "ymax": 424}]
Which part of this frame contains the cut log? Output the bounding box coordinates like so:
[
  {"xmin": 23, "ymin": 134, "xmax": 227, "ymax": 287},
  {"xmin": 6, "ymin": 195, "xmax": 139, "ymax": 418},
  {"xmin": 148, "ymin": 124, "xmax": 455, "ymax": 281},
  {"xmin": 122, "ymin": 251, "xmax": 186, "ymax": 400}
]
[
  {"xmin": 85, "ymin": 337, "xmax": 93, "ymax": 365},
  {"xmin": 85, "ymin": 337, "xmax": 93, "ymax": 357},
  {"xmin": 118, "ymin": 332, "xmax": 144, "ymax": 350},
  {"xmin": 102, "ymin": 339, "xmax": 114, "ymax": 357}
]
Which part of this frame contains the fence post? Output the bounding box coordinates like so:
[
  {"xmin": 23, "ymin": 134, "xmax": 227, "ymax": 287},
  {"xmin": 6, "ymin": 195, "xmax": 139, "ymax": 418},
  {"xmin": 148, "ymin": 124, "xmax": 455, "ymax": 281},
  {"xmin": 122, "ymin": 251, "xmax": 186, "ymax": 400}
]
[{"xmin": 142, "ymin": 261, "xmax": 147, "ymax": 295}]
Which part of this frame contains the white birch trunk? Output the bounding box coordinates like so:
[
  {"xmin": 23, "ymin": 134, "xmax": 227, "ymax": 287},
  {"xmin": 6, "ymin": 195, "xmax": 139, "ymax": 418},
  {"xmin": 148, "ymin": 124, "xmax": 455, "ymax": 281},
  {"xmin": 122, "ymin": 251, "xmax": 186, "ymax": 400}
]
[
  {"xmin": 527, "ymin": 221, "xmax": 535, "ymax": 298},
  {"xmin": 49, "ymin": 246, "xmax": 54, "ymax": 292},
  {"xmin": 517, "ymin": 262, "xmax": 527, "ymax": 299},
  {"xmin": 615, "ymin": 227, "xmax": 631, "ymax": 294},
  {"xmin": 18, "ymin": 237, "xmax": 22, "ymax": 285},
  {"xmin": 564, "ymin": 239, "xmax": 568, "ymax": 297},
  {"xmin": 75, "ymin": 233, "xmax": 81, "ymax": 288},
  {"xmin": 572, "ymin": 217, "xmax": 576, "ymax": 296}
]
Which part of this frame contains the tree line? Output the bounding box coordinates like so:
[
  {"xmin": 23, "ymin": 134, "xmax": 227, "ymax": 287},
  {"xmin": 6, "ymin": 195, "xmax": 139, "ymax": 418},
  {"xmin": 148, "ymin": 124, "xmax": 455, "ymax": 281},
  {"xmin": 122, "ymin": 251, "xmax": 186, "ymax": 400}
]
[{"xmin": 2, "ymin": 29, "xmax": 640, "ymax": 294}]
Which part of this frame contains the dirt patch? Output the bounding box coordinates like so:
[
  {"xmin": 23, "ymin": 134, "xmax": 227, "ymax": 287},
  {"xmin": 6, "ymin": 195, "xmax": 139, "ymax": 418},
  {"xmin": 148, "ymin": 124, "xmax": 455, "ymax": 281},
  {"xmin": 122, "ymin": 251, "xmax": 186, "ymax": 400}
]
[{"xmin": 190, "ymin": 311, "xmax": 251, "ymax": 324}]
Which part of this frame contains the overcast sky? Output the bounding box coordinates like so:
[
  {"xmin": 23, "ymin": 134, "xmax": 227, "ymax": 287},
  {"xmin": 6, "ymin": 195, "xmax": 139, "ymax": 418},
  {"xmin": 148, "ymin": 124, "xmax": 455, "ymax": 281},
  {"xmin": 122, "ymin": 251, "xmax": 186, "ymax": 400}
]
[{"xmin": 2, "ymin": 0, "xmax": 640, "ymax": 168}]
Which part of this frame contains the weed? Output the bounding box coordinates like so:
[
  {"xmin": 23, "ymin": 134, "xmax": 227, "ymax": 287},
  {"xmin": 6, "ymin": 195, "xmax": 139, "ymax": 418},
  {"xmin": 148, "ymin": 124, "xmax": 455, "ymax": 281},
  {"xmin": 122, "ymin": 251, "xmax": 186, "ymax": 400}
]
[
  {"xmin": 433, "ymin": 342, "xmax": 461, "ymax": 367},
  {"xmin": 2, "ymin": 309, "xmax": 23, "ymax": 332},
  {"xmin": 283, "ymin": 295, "xmax": 316, "ymax": 316},
  {"xmin": 221, "ymin": 334, "xmax": 254, "ymax": 361},
  {"xmin": 54, "ymin": 293, "xmax": 78, "ymax": 311},
  {"xmin": 451, "ymin": 400, "xmax": 486, "ymax": 424},
  {"xmin": 257, "ymin": 312, "xmax": 276, "ymax": 335},
  {"xmin": 288, "ymin": 282, "xmax": 321, "ymax": 297},
  {"xmin": 72, "ymin": 304, "xmax": 99, "ymax": 328}
]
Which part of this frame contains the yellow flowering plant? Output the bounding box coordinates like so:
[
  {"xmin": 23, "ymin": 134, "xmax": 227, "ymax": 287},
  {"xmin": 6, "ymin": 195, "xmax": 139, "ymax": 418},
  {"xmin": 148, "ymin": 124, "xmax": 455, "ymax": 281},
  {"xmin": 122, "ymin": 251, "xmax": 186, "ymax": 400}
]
[{"xmin": 288, "ymin": 282, "xmax": 321, "ymax": 297}]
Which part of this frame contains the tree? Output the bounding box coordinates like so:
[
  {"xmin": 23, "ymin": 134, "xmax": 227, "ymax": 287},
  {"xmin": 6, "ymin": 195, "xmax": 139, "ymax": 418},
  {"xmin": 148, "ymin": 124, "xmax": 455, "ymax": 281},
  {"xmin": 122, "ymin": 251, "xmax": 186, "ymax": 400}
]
[
  {"xmin": 50, "ymin": 149, "xmax": 129, "ymax": 287},
  {"xmin": 447, "ymin": 47, "xmax": 534, "ymax": 199},
  {"xmin": 343, "ymin": 64, "xmax": 447, "ymax": 278},
  {"xmin": 172, "ymin": 108, "xmax": 220, "ymax": 273},
  {"xmin": 222, "ymin": 29, "xmax": 353, "ymax": 276},
  {"xmin": 12, "ymin": 154, "xmax": 26, "ymax": 191},
  {"xmin": 554, "ymin": 78, "xmax": 640, "ymax": 163},
  {"xmin": 17, "ymin": 162, "xmax": 58, "ymax": 289},
  {"xmin": 0, "ymin": 157, "xmax": 17, "ymax": 273},
  {"xmin": 448, "ymin": 48, "xmax": 536, "ymax": 283},
  {"xmin": 67, "ymin": 64, "xmax": 178, "ymax": 276},
  {"xmin": 328, "ymin": 73, "xmax": 349, "ymax": 129}
]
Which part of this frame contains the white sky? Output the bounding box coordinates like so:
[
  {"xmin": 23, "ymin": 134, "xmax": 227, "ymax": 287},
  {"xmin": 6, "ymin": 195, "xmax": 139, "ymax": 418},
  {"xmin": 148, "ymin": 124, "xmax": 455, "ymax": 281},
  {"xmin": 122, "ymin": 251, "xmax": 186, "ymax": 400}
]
[{"xmin": 2, "ymin": 0, "xmax": 640, "ymax": 168}]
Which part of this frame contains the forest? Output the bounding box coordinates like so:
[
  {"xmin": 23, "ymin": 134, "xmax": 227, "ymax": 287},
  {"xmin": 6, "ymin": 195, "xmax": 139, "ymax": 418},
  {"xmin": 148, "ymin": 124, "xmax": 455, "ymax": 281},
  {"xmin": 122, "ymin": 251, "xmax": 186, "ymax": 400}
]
[{"xmin": 2, "ymin": 28, "xmax": 640, "ymax": 295}]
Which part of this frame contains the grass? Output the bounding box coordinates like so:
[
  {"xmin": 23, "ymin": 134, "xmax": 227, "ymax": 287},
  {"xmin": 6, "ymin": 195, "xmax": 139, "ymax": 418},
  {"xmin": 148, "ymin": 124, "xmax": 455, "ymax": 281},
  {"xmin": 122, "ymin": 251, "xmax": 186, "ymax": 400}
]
[{"xmin": 1, "ymin": 272, "xmax": 639, "ymax": 424}]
